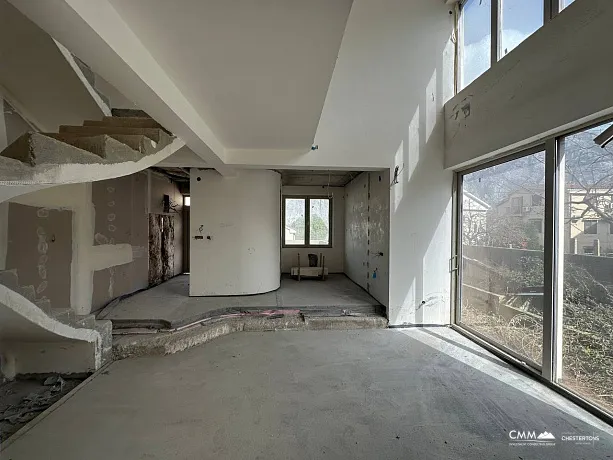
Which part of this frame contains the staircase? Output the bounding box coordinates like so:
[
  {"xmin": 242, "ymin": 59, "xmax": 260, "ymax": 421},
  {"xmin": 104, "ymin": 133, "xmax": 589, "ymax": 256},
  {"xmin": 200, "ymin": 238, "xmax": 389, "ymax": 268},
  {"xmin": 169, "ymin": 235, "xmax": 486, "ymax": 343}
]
[
  {"xmin": 0, "ymin": 268, "xmax": 112, "ymax": 378},
  {"xmin": 0, "ymin": 110, "xmax": 175, "ymax": 377},
  {"xmin": 0, "ymin": 111, "xmax": 185, "ymax": 201},
  {"xmin": 0, "ymin": 268, "xmax": 51, "ymax": 312}
]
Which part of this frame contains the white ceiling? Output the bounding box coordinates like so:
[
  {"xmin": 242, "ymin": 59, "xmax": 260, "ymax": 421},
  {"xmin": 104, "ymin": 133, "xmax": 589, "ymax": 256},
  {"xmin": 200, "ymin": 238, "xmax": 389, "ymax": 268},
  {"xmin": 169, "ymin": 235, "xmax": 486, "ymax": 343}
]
[{"xmin": 107, "ymin": 0, "xmax": 353, "ymax": 151}]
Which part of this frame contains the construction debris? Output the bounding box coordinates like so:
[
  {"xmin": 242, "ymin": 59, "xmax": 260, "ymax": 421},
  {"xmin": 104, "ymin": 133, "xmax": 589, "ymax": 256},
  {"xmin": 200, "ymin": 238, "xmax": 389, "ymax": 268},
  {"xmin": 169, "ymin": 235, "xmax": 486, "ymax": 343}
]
[{"xmin": 0, "ymin": 376, "xmax": 83, "ymax": 442}]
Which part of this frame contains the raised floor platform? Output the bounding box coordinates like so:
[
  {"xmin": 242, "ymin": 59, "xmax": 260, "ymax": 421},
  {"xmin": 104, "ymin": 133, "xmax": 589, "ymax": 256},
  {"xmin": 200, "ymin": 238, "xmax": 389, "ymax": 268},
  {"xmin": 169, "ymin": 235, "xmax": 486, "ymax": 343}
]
[{"xmin": 99, "ymin": 274, "xmax": 386, "ymax": 330}]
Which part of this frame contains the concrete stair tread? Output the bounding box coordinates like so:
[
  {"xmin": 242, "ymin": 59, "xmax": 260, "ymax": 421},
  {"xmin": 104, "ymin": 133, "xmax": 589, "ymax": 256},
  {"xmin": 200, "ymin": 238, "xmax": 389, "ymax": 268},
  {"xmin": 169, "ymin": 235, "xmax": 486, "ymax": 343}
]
[
  {"xmin": 84, "ymin": 117, "xmax": 165, "ymax": 131},
  {"xmin": 111, "ymin": 108, "xmax": 150, "ymax": 118},
  {"xmin": 1, "ymin": 133, "xmax": 110, "ymax": 166},
  {"xmin": 59, "ymin": 125, "xmax": 163, "ymax": 142}
]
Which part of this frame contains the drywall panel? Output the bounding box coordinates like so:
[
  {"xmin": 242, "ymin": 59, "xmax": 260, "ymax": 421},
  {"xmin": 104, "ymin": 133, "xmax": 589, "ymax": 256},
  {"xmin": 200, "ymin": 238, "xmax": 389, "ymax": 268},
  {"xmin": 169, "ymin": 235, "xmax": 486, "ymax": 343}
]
[
  {"xmin": 93, "ymin": 175, "xmax": 133, "ymax": 246},
  {"xmin": 91, "ymin": 262, "xmax": 132, "ymax": 312},
  {"xmin": 281, "ymin": 186, "xmax": 344, "ymax": 273},
  {"xmin": 5, "ymin": 203, "xmax": 72, "ymax": 310},
  {"xmin": 190, "ymin": 169, "xmax": 280, "ymax": 296},
  {"xmin": 130, "ymin": 172, "xmax": 149, "ymax": 290},
  {"xmin": 344, "ymin": 173, "xmax": 369, "ymax": 290},
  {"xmin": 344, "ymin": 171, "xmax": 390, "ymax": 307},
  {"xmin": 445, "ymin": 0, "xmax": 613, "ymax": 169},
  {"xmin": 367, "ymin": 171, "xmax": 390, "ymax": 307},
  {"xmin": 9, "ymin": 183, "xmax": 94, "ymax": 314}
]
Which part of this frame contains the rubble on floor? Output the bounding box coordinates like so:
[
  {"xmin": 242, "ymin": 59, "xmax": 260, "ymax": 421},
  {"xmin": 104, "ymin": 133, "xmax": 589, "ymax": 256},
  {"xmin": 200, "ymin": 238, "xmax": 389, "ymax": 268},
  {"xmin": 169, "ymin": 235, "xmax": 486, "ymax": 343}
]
[{"xmin": 0, "ymin": 375, "xmax": 84, "ymax": 442}]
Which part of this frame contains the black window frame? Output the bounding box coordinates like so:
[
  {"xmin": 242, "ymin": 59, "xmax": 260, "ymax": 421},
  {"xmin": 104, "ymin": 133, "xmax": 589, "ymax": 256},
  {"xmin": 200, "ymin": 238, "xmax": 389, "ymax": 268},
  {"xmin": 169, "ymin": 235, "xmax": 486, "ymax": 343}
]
[{"xmin": 282, "ymin": 196, "xmax": 333, "ymax": 248}]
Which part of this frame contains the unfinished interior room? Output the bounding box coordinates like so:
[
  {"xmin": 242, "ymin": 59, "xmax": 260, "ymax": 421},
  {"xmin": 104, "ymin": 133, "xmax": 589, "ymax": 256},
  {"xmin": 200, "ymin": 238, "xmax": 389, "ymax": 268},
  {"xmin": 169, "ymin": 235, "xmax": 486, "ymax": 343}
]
[{"xmin": 0, "ymin": 0, "xmax": 611, "ymax": 458}]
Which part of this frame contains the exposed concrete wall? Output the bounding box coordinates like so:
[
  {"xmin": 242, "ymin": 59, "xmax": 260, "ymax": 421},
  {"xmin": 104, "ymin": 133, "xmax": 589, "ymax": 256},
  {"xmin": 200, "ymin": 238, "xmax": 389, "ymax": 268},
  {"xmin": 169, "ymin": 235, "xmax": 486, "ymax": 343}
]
[
  {"xmin": 190, "ymin": 169, "xmax": 281, "ymax": 296},
  {"xmin": 344, "ymin": 172, "xmax": 390, "ymax": 307},
  {"xmin": 281, "ymin": 185, "xmax": 344, "ymax": 273},
  {"xmin": 150, "ymin": 172, "xmax": 183, "ymax": 276},
  {"xmin": 445, "ymin": 0, "xmax": 613, "ymax": 169}
]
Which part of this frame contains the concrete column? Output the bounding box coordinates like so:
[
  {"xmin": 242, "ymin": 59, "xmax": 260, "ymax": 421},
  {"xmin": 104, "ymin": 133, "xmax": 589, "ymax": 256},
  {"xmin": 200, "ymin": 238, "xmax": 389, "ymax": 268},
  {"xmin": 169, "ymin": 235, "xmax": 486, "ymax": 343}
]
[{"xmin": 189, "ymin": 169, "xmax": 281, "ymax": 296}]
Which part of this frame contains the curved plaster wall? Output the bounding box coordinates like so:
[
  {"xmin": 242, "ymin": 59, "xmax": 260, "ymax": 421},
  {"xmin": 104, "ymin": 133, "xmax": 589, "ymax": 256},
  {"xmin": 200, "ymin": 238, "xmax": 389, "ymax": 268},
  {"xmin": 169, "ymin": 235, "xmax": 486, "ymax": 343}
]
[{"xmin": 189, "ymin": 169, "xmax": 280, "ymax": 296}]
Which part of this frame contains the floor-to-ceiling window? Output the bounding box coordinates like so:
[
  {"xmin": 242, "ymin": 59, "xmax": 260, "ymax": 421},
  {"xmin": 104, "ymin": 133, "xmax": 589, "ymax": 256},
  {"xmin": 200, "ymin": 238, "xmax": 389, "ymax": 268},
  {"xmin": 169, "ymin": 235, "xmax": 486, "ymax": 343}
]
[
  {"xmin": 457, "ymin": 150, "xmax": 545, "ymax": 368},
  {"xmin": 558, "ymin": 122, "xmax": 613, "ymax": 415},
  {"xmin": 455, "ymin": 120, "xmax": 613, "ymax": 421}
]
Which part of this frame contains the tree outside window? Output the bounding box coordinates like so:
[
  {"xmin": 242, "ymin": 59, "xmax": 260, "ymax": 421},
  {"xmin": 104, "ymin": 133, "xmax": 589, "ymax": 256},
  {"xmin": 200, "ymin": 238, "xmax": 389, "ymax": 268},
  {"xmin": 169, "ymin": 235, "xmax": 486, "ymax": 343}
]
[{"xmin": 283, "ymin": 197, "xmax": 331, "ymax": 247}]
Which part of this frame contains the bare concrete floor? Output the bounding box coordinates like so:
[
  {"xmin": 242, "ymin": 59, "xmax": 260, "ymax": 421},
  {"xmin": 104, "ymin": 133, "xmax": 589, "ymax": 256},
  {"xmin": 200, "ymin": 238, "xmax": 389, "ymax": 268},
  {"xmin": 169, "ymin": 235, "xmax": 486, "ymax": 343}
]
[
  {"xmin": 101, "ymin": 274, "xmax": 382, "ymax": 328},
  {"xmin": 4, "ymin": 328, "xmax": 613, "ymax": 459}
]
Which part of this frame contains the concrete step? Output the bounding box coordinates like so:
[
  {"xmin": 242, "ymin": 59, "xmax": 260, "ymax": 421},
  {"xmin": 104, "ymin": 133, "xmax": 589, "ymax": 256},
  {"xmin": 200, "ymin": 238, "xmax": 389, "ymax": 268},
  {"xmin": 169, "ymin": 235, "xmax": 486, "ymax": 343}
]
[
  {"xmin": 1, "ymin": 133, "xmax": 108, "ymax": 167},
  {"xmin": 0, "ymin": 269, "xmax": 19, "ymax": 292},
  {"xmin": 85, "ymin": 117, "xmax": 163, "ymax": 130},
  {"xmin": 51, "ymin": 308, "xmax": 74, "ymax": 324},
  {"xmin": 50, "ymin": 311, "xmax": 112, "ymax": 363},
  {"xmin": 94, "ymin": 319, "xmax": 113, "ymax": 364},
  {"xmin": 113, "ymin": 314, "xmax": 388, "ymax": 360},
  {"xmin": 111, "ymin": 108, "xmax": 150, "ymax": 119},
  {"xmin": 58, "ymin": 125, "xmax": 163, "ymax": 143}
]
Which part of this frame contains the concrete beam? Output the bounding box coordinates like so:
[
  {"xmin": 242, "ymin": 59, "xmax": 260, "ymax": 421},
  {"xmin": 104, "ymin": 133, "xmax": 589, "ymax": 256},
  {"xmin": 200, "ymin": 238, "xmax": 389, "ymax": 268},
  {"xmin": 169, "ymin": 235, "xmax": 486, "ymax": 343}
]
[{"xmin": 8, "ymin": 0, "xmax": 234, "ymax": 176}]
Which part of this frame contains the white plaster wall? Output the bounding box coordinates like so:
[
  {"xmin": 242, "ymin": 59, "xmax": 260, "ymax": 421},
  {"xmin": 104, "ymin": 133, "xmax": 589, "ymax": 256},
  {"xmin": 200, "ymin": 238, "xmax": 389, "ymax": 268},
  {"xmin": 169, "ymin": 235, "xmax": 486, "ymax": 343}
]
[
  {"xmin": 189, "ymin": 169, "xmax": 281, "ymax": 296},
  {"xmin": 228, "ymin": 0, "xmax": 455, "ymax": 324},
  {"xmin": 281, "ymin": 186, "xmax": 344, "ymax": 273},
  {"xmin": 445, "ymin": 0, "xmax": 613, "ymax": 169}
]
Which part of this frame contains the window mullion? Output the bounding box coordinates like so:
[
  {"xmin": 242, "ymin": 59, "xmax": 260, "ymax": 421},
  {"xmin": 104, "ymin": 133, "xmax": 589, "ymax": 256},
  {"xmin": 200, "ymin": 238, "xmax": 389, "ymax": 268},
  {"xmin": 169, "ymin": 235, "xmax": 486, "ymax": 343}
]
[
  {"xmin": 305, "ymin": 197, "xmax": 311, "ymax": 246},
  {"xmin": 542, "ymin": 138, "xmax": 559, "ymax": 381},
  {"xmin": 546, "ymin": 0, "xmax": 560, "ymax": 21},
  {"xmin": 491, "ymin": 0, "xmax": 501, "ymax": 65}
]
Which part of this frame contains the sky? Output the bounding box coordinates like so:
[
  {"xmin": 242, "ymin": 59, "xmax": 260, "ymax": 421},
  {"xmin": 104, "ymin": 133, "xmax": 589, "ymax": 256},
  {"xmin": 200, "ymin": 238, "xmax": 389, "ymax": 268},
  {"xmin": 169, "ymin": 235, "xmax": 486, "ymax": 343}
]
[{"xmin": 461, "ymin": 0, "xmax": 553, "ymax": 87}]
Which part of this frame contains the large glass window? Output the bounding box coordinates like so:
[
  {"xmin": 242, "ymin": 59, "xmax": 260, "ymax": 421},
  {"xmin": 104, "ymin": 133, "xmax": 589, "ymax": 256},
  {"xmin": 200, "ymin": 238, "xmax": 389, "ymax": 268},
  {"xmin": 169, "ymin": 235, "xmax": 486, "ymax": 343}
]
[
  {"xmin": 460, "ymin": 0, "xmax": 492, "ymax": 89},
  {"xmin": 560, "ymin": 0, "xmax": 575, "ymax": 11},
  {"xmin": 559, "ymin": 121, "xmax": 613, "ymax": 415},
  {"xmin": 459, "ymin": 0, "xmax": 548, "ymax": 90},
  {"xmin": 283, "ymin": 197, "xmax": 331, "ymax": 247},
  {"xmin": 500, "ymin": 0, "xmax": 544, "ymax": 58},
  {"xmin": 458, "ymin": 151, "xmax": 545, "ymax": 367}
]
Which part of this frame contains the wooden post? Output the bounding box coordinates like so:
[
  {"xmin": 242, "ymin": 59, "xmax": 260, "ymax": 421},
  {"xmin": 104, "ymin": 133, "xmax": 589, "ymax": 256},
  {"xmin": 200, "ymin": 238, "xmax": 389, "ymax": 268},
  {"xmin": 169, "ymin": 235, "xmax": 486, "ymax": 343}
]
[{"xmin": 297, "ymin": 253, "xmax": 301, "ymax": 281}]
